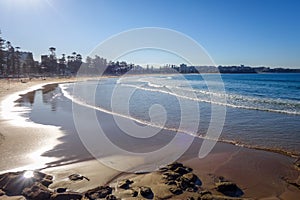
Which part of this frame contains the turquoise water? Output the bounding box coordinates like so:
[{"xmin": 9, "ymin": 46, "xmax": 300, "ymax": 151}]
[{"xmin": 20, "ymin": 73, "xmax": 300, "ymax": 159}]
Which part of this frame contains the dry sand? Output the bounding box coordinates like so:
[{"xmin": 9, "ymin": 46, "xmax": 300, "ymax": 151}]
[{"xmin": 0, "ymin": 77, "xmax": 299, "ymax": 199}]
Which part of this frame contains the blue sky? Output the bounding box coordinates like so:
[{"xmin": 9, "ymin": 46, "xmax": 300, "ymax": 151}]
[{"xmin": 0, "ymin": 0, "xmax": 299, "ymax": 68}]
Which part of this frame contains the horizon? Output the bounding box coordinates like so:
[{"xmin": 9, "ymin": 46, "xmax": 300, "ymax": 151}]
[{"xmin": 0, "ymin": 0, "xmax": 300, "ymax": 68}]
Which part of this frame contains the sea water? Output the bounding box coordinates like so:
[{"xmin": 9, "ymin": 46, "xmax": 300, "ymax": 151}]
[{"xmin": 18, "ymin": 73, "xmax": 300, "ymax": 161}]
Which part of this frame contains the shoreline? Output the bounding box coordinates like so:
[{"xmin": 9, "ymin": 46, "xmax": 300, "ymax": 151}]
[
  {"xmin": 0, "ymin": 76, "xmax": 300, "ymax": 199},
  {"xmin": 1, "ymin": 76, "xmax": 299, "ymax": 162}
]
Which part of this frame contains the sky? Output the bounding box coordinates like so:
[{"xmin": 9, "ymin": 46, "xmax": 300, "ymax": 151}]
[{"xmin": 0, "ymin": 0, "xmax": 299, "ymax": 68}]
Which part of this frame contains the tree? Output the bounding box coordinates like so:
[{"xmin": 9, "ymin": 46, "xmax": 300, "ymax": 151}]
[
  {"xmin": 15, "ymin": 46, "xmax": 21, "ymax": 77},
  {"xmin": 48, "ymin": 47, "xmax": 57, "ymax": 73},
  {"xmin": 72, "ymin": 52, "xmax": 76, "ymax": 61},
  {"xmin": 5, "ymin": 41, "xmax": 14, "ymax": 75},
  {"xmin": 49, "ymin": 47, "xmax": 56, "ymax": 59},
  {"xmin": 58, "ymin": 54, "xmax": 66, "ymax": 75},
  {"xmin": 86, "ymin": 56, "xmax": 92, "ymax": 68},
  {"xmin": 0, "ymin": 30, "xmax": 5, "ymax": 75}
]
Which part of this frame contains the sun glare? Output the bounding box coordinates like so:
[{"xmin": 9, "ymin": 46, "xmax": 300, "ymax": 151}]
[{"xmin": 23, "ymin": 170, "xmax": 34, "ymax": 178}]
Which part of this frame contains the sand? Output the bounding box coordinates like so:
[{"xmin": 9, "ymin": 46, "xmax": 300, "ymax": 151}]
[{"xmin": 0, "ymin": 77, "xmax": 299, "ymax": 199}]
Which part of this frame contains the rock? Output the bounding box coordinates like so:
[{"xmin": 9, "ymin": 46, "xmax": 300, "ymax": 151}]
[
  {"xmin": 176, "ymin": 172, "xmax": 201, "ymax": 191},
  {"xmin": 51, "ymin": 192, "xmax": 83, "ymax": 200},
  {"xmin": 118, "ymin": 179, "xmax": 133, "ymax": 189},
  {"xmin": 41, "ymin": 178, "xmax": 53, "ymax": 187},
  {"xmin": 186, "ymin": 186, "xmax": 198, "ymax": 192},
  {"xmin": 169, "ymin": 186, "xmax": 183, "ymax": 195},
  {"xmin": 131, "ymin": 190, "xmax": 138, "ymax": 197},
  {"xmin": 174, "ymin": 166, "xmax": 192, "ymax": 175},
  {"xmin": 0, "ymin": 171, "xmax": 53, "ymax": 196},
  {"xmin": 158, "ymin": 167, "xmax": 169, "ymax": 172},
  {"xmin": 22, "ymin": 183, "xmax": 52, "ymax": 200},
  {"xmin": 56, "ymin": 188, "xmax": 67, "ymax": 193},
  {"xmin": 166, "ymin": 162, "xmax": 184, "ymax": 171},
  {"xmin": 106, "ymin": 194, "xmax": 118, "ymax": 200},
  {"xmin": 162, "ymin": 171, "xmax": 181, "ymax": 181},
  {"xmin": 187, "ymin": 197, "xmax": 195, "ymax": 200},
  {"xmin": 85, "ymin": 186, "xmax": 112, "ymax": 199},
  {"xmin": 165, "ymin": 180, "xmax": 177, "ymax": 185},
  {"xmin": 215, "ymin": 181, "xmax": 243, "ymax": 197},
  {"xmin": 181, "ymin": 173, "xmax": 198, "ymax": 183},
  {"xmin": 0, "ymin": 189, "xmax": 5, "ymax": 196},
  {"xmin": 139, "ymin": 186, "xmax": 153, "ymax": 198},
  {"xmin": 199, "ymin": 190, "xmax": 212, "ymax": 195},
  {"xmin": 68, "ymin": 174, "xmax": 87, "ymax": 181},
  {"xmin": 177, "ymin": 179, "xmax": 189, "ymax": 190}
]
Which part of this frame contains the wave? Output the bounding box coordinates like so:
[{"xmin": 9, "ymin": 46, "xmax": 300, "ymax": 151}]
[
  {"xmin": 60, "ymin": 83, "xmax": 188, "ymax": 134},
  {"xmin": 60, "ymin": 83, "xmax": 300, "ymax": 158},
  {"xmin": 120, "ymin": 82, "xmax": 300, "ymax": 115}
]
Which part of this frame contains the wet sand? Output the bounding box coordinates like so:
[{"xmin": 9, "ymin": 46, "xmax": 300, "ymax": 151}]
[{"xmin": 0, "ymin": 78, "xmax": 299, "ymax": 199}]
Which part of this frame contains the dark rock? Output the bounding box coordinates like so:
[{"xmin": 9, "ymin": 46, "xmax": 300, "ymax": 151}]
[
  {"xmin": 166, "ymin": 180, "xmax": 177, "ymax": 185},
  {"xmin": 56, "ymin": 188, "xmax": 67, "ymax": 193},
  {"xmin": 186, "ymin": 197, "xmax": 195, "ymax": 200},
  {"xmin": 186, "ymin": 186, "xmax": 198, "ymax": 192},
  {"xmin": 41, "ymin": 178, "xmax": 53, "ymax": 187},
  {"xmin": 177, "ymin": 179, "xmax": 189, "ymax": 190},
  {"xmin": 183, "ymin": 173, "xmax": 201, "ymax": 186},
  {"xmin": 218, "ymin": 176, "xmax": 226, "ymax": 182},
  {"xmin": 106, "ymin": 194, "xmax": 118, "ymax": 200},
  {"xmin": 174, "ymin": 167, "xmax": 191, "ymax": 175},
  {"xmin": 158, "ymin": 167, "xmax": 169, "ymax": 172},
  {"xmin": 139, "ymin": 186, "xmax": 153, "ymax": 199},
  {"xmin": 182, "ymin": 173, "xmax": 198, "ymax": 183},
  {"xmin": 118, "ymin": 179, "xmax": 133, "ymax": 189},
  {"xmin": 215, "ymin": 181, "xmax": 243, "ymax": 197},
  {"xmin": 199, "ymin": 190, "xmax": 212, "ymax": 195},
  {"xmin": 51, "ymin": 192, "xmax": 83, "ymax": 200},
  {"xmin": 131, "ymin": 190, "xmax": 138, "ymax": 197},
  {"xmin": 162, "ymin": 171, "xmax": 181, "ymax": 181},
  {"xmin": 0, "ymin": 170, "xmax": 53, "ymax": 196},
  {"xmin": 176, "ymin": 172, "xmax": 201, "ymax": 191},
  {"xmin": 22, "ymin": 183, "xmax": 52, "ymax": 200},
  {"xmin": 166, "ymin": 162, "xmax": 184, "ymax": 171},
  {"xmin": 169, "ymin": 186, "xmax": 183, "ymax": 195},
  {"xmin": 0, "ymin": 189, "xmax": 5, "ymax": 196},
  {"xmin": 68, "ymin": 174, "xmax": 85, "ymax": 181},
  {"xmin": 85, "ymin": 186, "xmax": 112, "ymax": 199}
]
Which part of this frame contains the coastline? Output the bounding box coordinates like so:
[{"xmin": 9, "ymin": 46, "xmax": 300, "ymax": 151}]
[{"xmin": 0, "ymin": 76, "xmax": 299, "ymax": 199}]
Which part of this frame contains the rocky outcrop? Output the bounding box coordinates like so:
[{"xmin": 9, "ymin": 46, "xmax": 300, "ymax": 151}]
[
  {"xmin": 117, "ymin": 179, "xmax": 133, "ymax": 189},
  {"xmin": 161, "ymin": 163, "xmax": 201, "ymax": 193},
  {"xmin": 85, "ymin": 186, "xmax": 113, "ymax": 199},
  {"xmin": 68, "ymin": 173, "xmax": 89, "ymax": 181},
  {"xmin": 51, "ymin": 192, "xmax": 83, "ymax": 200},
  {"xmin": 139, "ymin": 186, "xmax": 153, "ymax": 199},
  {"xmin": 22, "ymin": 183, "xmax": 52, "ymax": 199},
  {"xmin": 0, "ymin": 162, "xmax": 248, "ymax": 200},
  {"xmin": 0, "ymin": 170, "xmax": 53, "ymax": 196}
]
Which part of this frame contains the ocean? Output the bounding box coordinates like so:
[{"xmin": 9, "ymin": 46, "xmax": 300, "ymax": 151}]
[{"xmin": 18, "ymin": 73, "xmax": 300, "ymax": 163}]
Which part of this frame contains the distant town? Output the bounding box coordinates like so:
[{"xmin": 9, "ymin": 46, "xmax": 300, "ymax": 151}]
[{"xmin": 1, "ymin": 33, "xmax": 299, "ymax": 78}]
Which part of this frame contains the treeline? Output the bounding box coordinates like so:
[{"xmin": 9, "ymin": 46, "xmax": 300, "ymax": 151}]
[
  {"xmin": 0, "ymin": 31, "xmax": 136, "ymax": 77},
  {"xmin": 1, "ymin": 31, "xmax": 299, "ymax": 78},
  {"xmin": 0, "ymin": 33, "xmax": 36, "ymax": 77}
]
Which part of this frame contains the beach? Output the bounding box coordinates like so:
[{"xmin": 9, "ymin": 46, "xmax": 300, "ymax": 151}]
[{"xmin": 0, "ymin": 76, "xmax": 300, "ymax": 199}]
